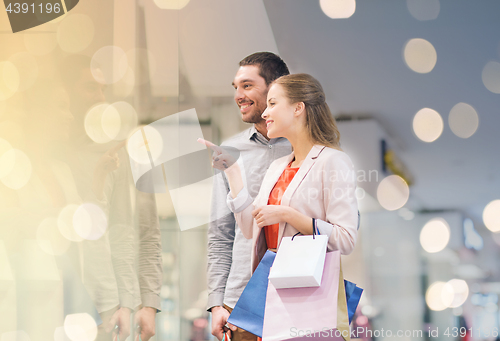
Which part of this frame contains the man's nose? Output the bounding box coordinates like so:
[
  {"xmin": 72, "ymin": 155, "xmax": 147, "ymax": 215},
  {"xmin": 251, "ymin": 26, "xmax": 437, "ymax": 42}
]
[{"xmin": 234, "ymin": 87, "xmax": 244, "ymax": 103}]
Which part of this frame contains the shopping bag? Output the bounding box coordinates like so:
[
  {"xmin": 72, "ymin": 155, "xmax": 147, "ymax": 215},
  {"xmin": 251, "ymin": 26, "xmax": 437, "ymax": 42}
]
[
  {"xmin": 344, "ymin": 280, "xmax": 363, "ymax": 324},
  {"xmin": 262, "ymin": 251, "xmax": 351, "ymax": 341},
  {"xmin": 268, "ymin": 234, "xmax": 328, "ymax": 289},
  {"xmin": 227, "ymin": 250, "xmax": 276, "ymax": 338}
]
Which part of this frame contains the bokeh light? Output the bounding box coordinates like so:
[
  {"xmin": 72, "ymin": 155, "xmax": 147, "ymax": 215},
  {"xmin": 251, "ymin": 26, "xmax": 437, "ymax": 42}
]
[
  {"xmin": 84, "ymin": 103, "xmax": 113, "ymax": 144},
  {"xmin": 24, "ymin": 32, "xmax": 58, "ymax": 56},
  {"xmin": 0, "ymin": 61, "xmax": 20, "ymax": 101},
  {"xmin": 406, "ymin": 0, "xmax": 440, "ymax": 21},
  {"xmin": 413, "ymin": 108, "xmax": 443, "ymax": 142},
  {"xmin": 445, "ymin": 279, "xmax": 469, "ymax": 308},
  {"xmin": 64, "ymin": 313, "xmax": 98, "ymax": 341},
  {"xmin": 90, "ymin": 46, "xmax": 128, "ymax": 85},
  {"xmin": 8, "ymin": 52, "xmax": 38, "ymax": 92},
  {"xmin": 482, "ymin": 61, "xmax": 500, "ymax": 94},
  {"xmin": 448, "ymin": 102, "xmax": 479, "ymax": 138},
  {"xmin": 101, "ymin": 104, "xmax": 121, "ymax": 140},
  {"xmin": 153, "ymin": 0, "xmax": 191, "ymax": 9},
  {"xmin": 36, "ymin": 217, "xmax": 71, "ymax": 256},
  {"xmin": 483, "ymin": 199, "xmax": 500, "ymax": 232},
  {"xmin": 420, "ymin": 217, "xmax": 450, "ymax": 253},
  {"xmin": 73, "ymin": 203, "xmax": 108, "ymax": 240},
  {"xmin": 58, "ymin": 204, "xmax": 84, "ymax": 242},
  {"xmin": 57, "ymin": 14, "xmax": 95, "ymax": 53},
  {"xmin": 127, "ymin": 125, "xmax": 164, "ymax": 165},
  {"xmin": 320, "ymin": 0, "xmax": 356, "ymax": 19},
  {"xmin": 103, "ymin": 102, "xmax": 138, "ymax": 141},
  {"xmin": 426, "ymin": 281, "xmax": 454, "ymax": 311},
  {"xmin": 376, "ymin": 175, "xmax": 410, "ymax": 211},
  {"xmin": 0, "ymin": 330, "xmax": 31, "ymax": 341},
  {"xmin": 0, "ymin": 149, "xmax": 32, "ymax": 190},
  {"xmin": 0, "ymin": 138, "xmax": 15, "ymax": 179},
  {"xmin": 404, "ymin": 38, "xmax": 437, "ymax": 73}
]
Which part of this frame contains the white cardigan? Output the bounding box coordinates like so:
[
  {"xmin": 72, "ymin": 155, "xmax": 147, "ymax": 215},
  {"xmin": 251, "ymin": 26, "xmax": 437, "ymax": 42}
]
[{"xmin": 227, "ymin": 145, "xmax": 359, "ymax": 272}]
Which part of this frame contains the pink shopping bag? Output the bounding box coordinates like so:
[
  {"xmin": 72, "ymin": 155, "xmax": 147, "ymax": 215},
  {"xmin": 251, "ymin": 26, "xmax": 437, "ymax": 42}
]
[{"xmin": 262, "ymin": 251, "xmax": 350, "ymax": 341}]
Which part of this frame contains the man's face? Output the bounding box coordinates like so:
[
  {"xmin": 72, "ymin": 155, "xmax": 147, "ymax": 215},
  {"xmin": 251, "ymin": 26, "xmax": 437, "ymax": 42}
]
[{"xmin": 232, "ymin": 65, "xmax": 269, "ymax": 124}]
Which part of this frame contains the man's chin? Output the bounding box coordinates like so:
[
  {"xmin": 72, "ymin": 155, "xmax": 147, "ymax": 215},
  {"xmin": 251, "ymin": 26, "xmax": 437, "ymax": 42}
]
[{"xmin": 241, "ymin": 111, "xmax": 262, "ymax": 124}]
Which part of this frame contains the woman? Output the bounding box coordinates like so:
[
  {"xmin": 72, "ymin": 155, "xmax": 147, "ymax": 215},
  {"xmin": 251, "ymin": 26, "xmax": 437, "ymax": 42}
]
[{"xmin": 201, "ymin": 73, "xmax": 358, "ymax": 273}]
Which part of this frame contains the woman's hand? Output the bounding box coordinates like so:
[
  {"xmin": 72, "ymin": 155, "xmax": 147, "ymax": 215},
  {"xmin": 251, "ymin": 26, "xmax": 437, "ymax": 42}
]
[
  {"xmin": 197, "ymin": 138, "xmax": 237, "ymax": 172},
  {"xmin": 197, "ymin": 138, "xmax": 243, "ymax": 199},
  {"xmin": 252, "ymin": 205, "xmax": 289, "ymax": 228}
]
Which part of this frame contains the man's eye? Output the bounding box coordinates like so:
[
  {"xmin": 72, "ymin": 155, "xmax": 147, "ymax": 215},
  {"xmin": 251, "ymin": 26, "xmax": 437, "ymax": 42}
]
[{"xmin": 244, "ymin": 84, "xmax": 250, "ymax": 89}]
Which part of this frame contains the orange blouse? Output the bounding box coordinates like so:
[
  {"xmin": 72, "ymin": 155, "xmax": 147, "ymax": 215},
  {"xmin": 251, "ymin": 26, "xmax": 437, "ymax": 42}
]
[{"xmin": 265, "ymin": 161, "xmax": 299, "ymax": 249}]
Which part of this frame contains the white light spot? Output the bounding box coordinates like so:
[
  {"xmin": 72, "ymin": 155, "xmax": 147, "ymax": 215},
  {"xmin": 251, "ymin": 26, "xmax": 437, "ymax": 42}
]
[
  {"xmin": 127, "ymin": 125, "xmax": 164, "ymax": 165},
  {"xmin": 73, "ymin": 204, "xmax": 108, "ymax": 241},
  {"xmin": 320, "ymin": 0, "xmax": 356, "ymax": 19},
  {"xmin": 448, "ymin": 102, "xmax": 479, "ymax": 138},
  {"xmin": 482, "ymin": 61, "xmax": 500, "ymax": 94},
  {"xmin": 483, "ymin": 200, "xmax": 500, "ymax": 232},
  {"xmin": 84, "ymin": 103, "xmax": 113, "ymax": 144},
  {"xmin": 376, "ymin": 175, "xmax": 410, "ymax": 211},
  {"xmin": 58, "ymin": 204, "xmax": 84, "ymax": 242},
  {"xmin": 420, "ymin": 217, "xmax": 450, "ymax": 253},
  {"xmin": 445, "ymin": 279, "xmax": 469, "ymax": 308},
  {"xmin": 404, "ymin": 38, "xmax": 437, "ymax": 73},
  {"xmin": 406, "ymin": 0, "xmax": 440, "ymax": 21},
  {"xmin": 426, "ymin": 281, "xmax": 454, "ymax": 311},
  {"xmin": 413, "ymin": 108, "xmax": 443, "ymax": 142},
  {"xmin": 0, "ymin": 149, "xmax": 32, "ymax": 190},
  {"xmin": 91, "ymin": 46, "xmax": 128, "ymax": 85},
  {"xmin": 64, "ymin": 313, "xmax": 98, "ymax": 341}
]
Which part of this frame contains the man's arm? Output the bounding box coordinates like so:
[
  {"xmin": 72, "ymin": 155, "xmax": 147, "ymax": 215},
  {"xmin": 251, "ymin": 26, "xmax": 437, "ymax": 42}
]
[
  {"xmin": 207, "ymin": 171, "xmax": 236, "ymax": 340},
  {"xmin": 134, "ymin": 187, "xmax": 162, "ymax": 341}
]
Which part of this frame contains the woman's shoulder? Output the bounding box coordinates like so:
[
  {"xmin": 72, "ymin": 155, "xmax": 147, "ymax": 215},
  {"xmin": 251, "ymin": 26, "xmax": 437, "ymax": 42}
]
[{"xmin": 317, "ymin": 146, "xmax": 354, "ymax": 168}]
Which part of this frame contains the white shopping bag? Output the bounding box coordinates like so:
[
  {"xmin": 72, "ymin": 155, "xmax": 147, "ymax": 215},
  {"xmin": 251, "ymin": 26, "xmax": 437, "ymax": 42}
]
[{"xmin": 268, "ymin": 234, "xmax": 328, "ymax": 289}]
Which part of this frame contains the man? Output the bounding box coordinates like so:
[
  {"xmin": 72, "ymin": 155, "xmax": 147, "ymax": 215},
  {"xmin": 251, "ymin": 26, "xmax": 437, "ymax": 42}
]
[
  {"xmin": 60, "ymin": 55, "xmax": 162, "ymax": 341},
  {"xmin": 207, "ymin": 52, "xmax": 292, "ymax": 341}
]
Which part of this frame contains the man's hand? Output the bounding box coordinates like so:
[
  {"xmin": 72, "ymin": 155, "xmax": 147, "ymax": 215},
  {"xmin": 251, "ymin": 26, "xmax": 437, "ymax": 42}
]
[
  {"xmin": 134, "ymin": 307, "xmax": 157, "ymax": 341},
  {"xmin": 211, "ymin": 306, "xmax": 236, "ymax": 341},
  {"xmin": 106, "ymin": 307, "xmax": 131, "ymax": 341}
]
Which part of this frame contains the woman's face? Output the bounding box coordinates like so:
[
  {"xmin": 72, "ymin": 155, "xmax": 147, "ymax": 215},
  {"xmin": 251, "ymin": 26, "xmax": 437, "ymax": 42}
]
[{"xmin": 262, "ymin": 84, "xmax": 297, "ymax": 139}]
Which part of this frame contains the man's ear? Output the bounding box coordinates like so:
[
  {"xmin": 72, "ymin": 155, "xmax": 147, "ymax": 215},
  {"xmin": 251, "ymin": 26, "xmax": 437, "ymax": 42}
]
[{"xmin": 294, "ymin": 102, "xmax": 306, "ymax": 117}]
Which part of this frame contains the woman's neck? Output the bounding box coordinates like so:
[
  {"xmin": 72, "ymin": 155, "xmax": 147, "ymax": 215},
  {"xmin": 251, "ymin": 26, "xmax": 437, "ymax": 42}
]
[{"xmin": 287, "ymin": 131, "xmax": 314, "ymax": 167}]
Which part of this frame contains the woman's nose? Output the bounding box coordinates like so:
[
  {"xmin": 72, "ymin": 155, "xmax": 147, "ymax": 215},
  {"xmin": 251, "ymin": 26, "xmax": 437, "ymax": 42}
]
[{"xmin": 262, "ymin": 107, "xmax": 269, "ymax": 119}]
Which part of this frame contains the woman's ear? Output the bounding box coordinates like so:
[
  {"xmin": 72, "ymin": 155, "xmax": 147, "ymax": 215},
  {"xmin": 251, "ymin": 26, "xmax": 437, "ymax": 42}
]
[{"xmin": 294, "ymin": 102, "xmax": 305, "ymax": 117}]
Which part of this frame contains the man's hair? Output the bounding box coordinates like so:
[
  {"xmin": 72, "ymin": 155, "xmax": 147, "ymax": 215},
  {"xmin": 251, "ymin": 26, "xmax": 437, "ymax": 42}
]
[{"xmin": 239, "ymin": 52, "xmax": 289, "ymax": 85}]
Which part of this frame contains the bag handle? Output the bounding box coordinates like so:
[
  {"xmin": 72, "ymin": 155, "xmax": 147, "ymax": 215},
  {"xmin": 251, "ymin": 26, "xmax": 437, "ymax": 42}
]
[{"xmin": 291, "ymin": 218, "xmax": 317, "ymax": 241}]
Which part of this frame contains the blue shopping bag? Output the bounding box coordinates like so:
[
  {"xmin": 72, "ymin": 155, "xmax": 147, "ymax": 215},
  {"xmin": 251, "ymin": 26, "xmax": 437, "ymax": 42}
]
[
  {"xmin": 227, "ymin": 250, "xmax": 276, "ymax": 338},
  {"xmin": 344, "ymin": 280, "xmax": 363, "ymax": 324}
]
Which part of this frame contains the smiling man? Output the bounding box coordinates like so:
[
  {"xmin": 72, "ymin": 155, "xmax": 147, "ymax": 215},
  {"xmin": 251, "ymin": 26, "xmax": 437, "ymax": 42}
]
[{"xmin": 207, "ymin": 52, "xmax": 291, "ymax": 341}]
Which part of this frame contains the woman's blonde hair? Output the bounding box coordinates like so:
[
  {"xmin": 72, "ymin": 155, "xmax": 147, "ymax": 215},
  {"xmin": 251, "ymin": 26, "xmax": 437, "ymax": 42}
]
[{"xmin": 273, "ymin": 73, "xmax": 341, "ymax": 150}]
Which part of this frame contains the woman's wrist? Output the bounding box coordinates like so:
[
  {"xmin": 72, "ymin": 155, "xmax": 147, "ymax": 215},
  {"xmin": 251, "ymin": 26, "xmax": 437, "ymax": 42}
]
[{"xmin": 281, "ymin": 206, "xmax": 292, "ymax": 223}]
